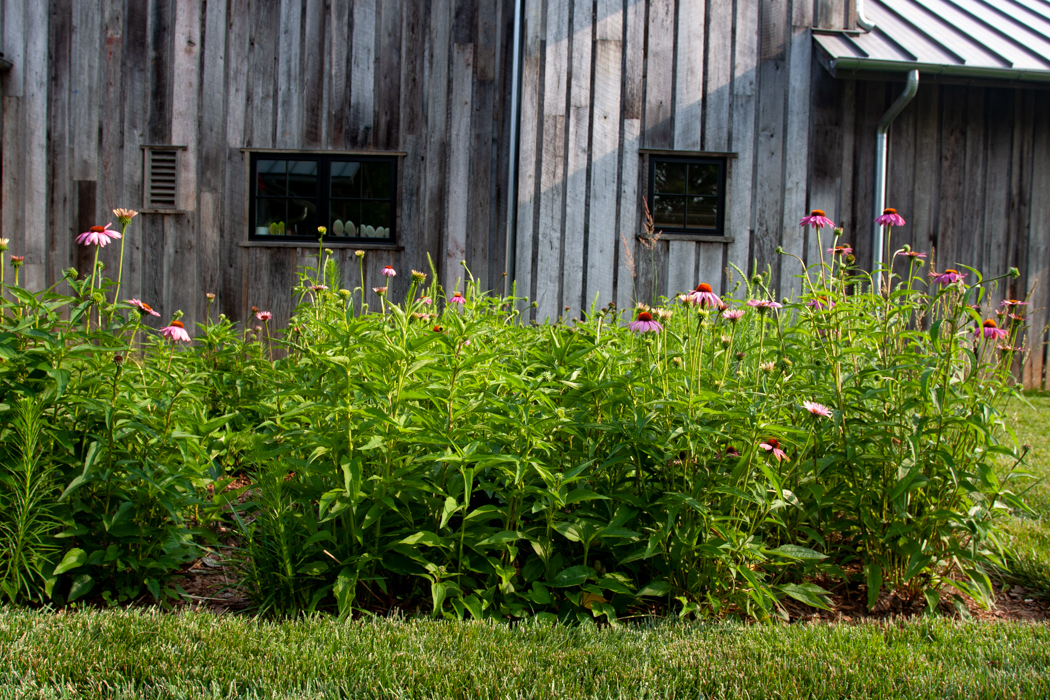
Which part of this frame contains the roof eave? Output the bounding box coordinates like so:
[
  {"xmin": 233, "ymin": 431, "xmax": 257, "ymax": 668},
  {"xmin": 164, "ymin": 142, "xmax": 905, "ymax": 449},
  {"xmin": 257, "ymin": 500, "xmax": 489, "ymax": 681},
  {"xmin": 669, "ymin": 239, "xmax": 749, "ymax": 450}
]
[{"xmin": 825, "ymin": 55, "xmax": 1050, "ymax": 83}]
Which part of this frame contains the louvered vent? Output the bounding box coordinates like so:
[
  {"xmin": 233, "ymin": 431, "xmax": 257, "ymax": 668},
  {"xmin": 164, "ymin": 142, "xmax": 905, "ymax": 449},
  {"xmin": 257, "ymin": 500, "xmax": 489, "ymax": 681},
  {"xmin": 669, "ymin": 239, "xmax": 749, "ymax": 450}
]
[{"xmin": 142, "ymin": 146, "xmax": 183, "ymax": 211}]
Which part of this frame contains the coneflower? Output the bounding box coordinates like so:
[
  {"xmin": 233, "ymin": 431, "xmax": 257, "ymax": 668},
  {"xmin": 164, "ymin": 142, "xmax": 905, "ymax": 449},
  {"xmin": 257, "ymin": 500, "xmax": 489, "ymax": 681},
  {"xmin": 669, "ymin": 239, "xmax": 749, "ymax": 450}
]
[
  {"xmin": 628, "ymin": 310, "xmax": 663, "ymax": 333},
  {"xmin": 759, "ymin": 438, "xmax": 789, "ymax": 462},
  {"xmin": 875, "ymin": 207, "xmax": 906, "ymax": 227},
  {"xmin": 686, "ymin": 283, "xmax": 721, "ymax": 308},
  {"xmin": 799, "ymin": 209, "xmax": 835, "ymax": 229},
  {"xmin": 975, "ymin": 319, "xmax": 1008, "ymax": 340},
  {"xmin": 930, "ymin": 269, "xmax": 966, "ymax": 286}
]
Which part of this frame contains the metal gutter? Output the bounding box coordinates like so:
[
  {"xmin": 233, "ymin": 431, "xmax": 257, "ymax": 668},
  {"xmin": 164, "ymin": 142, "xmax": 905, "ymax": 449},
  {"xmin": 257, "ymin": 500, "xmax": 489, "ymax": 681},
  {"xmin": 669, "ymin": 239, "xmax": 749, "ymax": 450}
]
[
  {"xmin": 873, "ymin": 69, "xmax": 919, "ymax": 290},
  {"xmin": 503, "ymin": 0, "xmax": 524, "ymax": 290},
  {"xmin": 826, "ymin": 55, "xmax": 1050, "ymax": 81}
]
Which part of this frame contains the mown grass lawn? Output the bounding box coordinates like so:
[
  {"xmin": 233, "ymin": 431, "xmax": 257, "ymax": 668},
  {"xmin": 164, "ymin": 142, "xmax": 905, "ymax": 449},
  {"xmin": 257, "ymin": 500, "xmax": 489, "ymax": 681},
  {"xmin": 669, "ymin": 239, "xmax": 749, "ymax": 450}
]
[{"xmin": 2, "ymin": 395, "xmax": 1049, "ymax": 700}]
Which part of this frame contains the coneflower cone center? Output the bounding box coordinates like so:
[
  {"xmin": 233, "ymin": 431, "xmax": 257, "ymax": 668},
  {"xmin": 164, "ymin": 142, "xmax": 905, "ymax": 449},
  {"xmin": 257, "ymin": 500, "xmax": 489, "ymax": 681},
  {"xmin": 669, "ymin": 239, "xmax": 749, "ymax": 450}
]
[
  {"xmin": 810, "ymin": 209, "xmax": 825, "ymax": 217},
  {"xmin": 983, "ymin": 319, "xmax": 998, "ymax": 328},
  {"xmin": 883, "ymin": 208, "xmax": 896, "ymax": 215},
  {"xmin": 766, "ymin": 438, "xmax": 780, "ymax": 448},
  {"xmin": 696, "ymin": 283, "xmax": 713, "ymax": 293},
  {"xmin": 89, "ymin": 225, "xmax": 106, "ymax": 233},
  {"xmin": 637, "ymin": 311, "xmax": 653, "ymax": 322},
  {"xmin": 945, "ymin": 268, "xmax": 959, "ymax": 274},
  {"xmin": 171, "ymin": 320, "xmax": 184, "ymax": 328}
]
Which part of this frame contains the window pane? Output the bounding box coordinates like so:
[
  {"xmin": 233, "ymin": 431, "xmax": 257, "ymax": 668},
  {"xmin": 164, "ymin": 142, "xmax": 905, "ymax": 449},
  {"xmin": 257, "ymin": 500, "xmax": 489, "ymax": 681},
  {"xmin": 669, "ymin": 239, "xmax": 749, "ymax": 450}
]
[
  {"xmin": 256, "ymin": 198, "xmax": 286, "ymax": 234},
  {"xmin": 687, "ymin": 164, "xmax": 718, "ymax": 196},
  {"xmin": 285, "ymin": 199, "xmax": 318, "ymax": 236},
  {"xmin": 361, "ymin": 161, "xmax": 393, "ymax": 199},
  {"xmin": 653, "ymin": 161, "xmax": 687, "ymax": 194},
  {"xmin": 286, "ymin": 160, "xmax": 318, "ymax": 198},
  {"xmin": 330, "ymin": 161, "xmax": 361, "ymax": 198},
  {"xmin": 328, "ymin": 200, "xmax": 361, "ymax": 237},
  {"xmin": 686, "ymin": 196, "xmax": 717, "ymax": 229},
  {"xmin": 652, "ymin": 194, "xmax": 686, "ymax": 228},
  {"xmin": 361, "ymin": 201, "xmax": 392, "ymax": 238},
  {"xmin": 257, "ymin": 160, "xmax": 286, "ymax": 197}
]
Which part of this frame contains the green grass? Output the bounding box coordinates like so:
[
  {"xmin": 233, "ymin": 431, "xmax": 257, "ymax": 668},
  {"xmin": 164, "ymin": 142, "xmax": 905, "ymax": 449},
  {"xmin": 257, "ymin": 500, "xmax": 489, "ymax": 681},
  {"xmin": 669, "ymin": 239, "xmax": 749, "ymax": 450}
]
[
  {"xmin": 1001, "ymin": 393, "xmax": 1050, "ymax": 596},
  {"xmin": 0, "ymin": 609, "xmax": 1048, "ymax": 699}
]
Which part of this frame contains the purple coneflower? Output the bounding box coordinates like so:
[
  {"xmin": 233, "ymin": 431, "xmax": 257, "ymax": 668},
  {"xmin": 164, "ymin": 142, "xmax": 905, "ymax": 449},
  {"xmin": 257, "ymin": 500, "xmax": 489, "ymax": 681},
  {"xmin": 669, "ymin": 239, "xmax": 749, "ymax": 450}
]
[
  {"xmin": 418, "ymin": 296, "xmax": 432, "ymax": 305},
  {"xmin": 448, "ymin": 292, "xmax": 466, "ymax": 305},
  {"xmin": 1001, "ymin": 299, "xmax": 1028, "ymax": 309},
  {"xmin": 373, "ymin": 286, "xmax": 388, "ymax": 295},
  {"xmin": 875, "ymin": 207, "xmax": 906, "ymax": 227},
  {"xmin": 256, "ymin": 311, "xmax": 272, "ymax": 322},
  {"xmin": 687, "ymin": 283, "xmax": 722, "ymax": 308},
  {"xmin": 9, "ymin": 256, "xmax": 23, "ymax": 268},
  {"xmin": 746, "ymin": 299, "xmax": 783, "ymax": 313},
  {"xmin": 721, "ymin": 309, "xmax": 745, "ymax": 323},
  {"xmin": 720, "ymin": 446, "xmax": 740, "ymax": 459},
  {"xmin": 309, "ymin": 284, "xmax": 329, "ymax": 292},
  {"xmin": 827, "ymin": 245, "xmax": 853, "ymax": 256},
  {"xmin": 807, "ymin": 296, "xmax": 835, "ymax": 310},
  {"xmin": 799, "ymin": 209, "xmax": 835, "ymax": 229},
  {"xmin": 160, "ymin": 320, "xmax": 191, "ymax": 342},
  {"xmin": 76, "ymin": 223, "xmax": 121, "ymax": 247},
  {"xmin": 996, "ymin": 344, "xmax": 1024, "ymax": 353},
  {"xmin": 127, "ymin": 298, "xmax": 160, "ymax": 317},
  {"xmin": 759, "ymin": 438, "xmax": 789, "ymax": 462},
  {"xmin": 976, "ymin": 319, "xmax": 1009, "ymax": 340},
  {"xmin": 629, "ymin": 310, "xmax": 663, "ymax": 333},
  {"xmin": 382, "ymin": 265, "xmax": 397, "ymax": 277},
  {"xmin": 898, "ymin": 250, "xmax": 926, "ymax": 259},
  {"xmin": 930, "ymin": 268, "xmax": 966, "ymax": 286},
  {"xmin": 803, "ymin": 401, "xmax": 833, "ymax": 418}
]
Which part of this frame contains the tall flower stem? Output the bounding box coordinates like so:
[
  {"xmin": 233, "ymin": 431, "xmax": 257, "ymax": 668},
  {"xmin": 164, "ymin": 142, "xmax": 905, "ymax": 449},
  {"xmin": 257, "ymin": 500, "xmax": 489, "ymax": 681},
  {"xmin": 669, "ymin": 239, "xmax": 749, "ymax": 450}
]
[{"xmin": 114, "ymin": 221, "xmax": 129, "ymax": 305}]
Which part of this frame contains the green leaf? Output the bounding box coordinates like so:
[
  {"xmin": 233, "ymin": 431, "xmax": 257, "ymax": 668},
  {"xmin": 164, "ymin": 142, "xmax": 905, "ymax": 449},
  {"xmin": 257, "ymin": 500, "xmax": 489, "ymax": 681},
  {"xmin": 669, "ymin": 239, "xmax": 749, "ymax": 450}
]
[
  {"xmin": 778, "ymin": 583, "xmax": 833, "ymax": 611},
  {"xmin": 866, "ymin": 562, "xmax": 882, "ymax": 611},
  {"xmin": 440, "ymin": 497, "xmax": 459, "ymax": 529},
  {"xmin": 476, "ymin": 531, "xmax": 524, "ymax": 547},
  {"xmin": 564, "ymin": 489, "xmax": 609, "ymax": 505},
  {"xmin": 548, "ymin": 565, "xmax": 593, "ymax": 588},
  {"xmin": 67, "ymin": 574, "xmax": 94, "ymax": 603},
  {"xmin": 53, "ymin": 548, "xmax": 87, "ymax": 576},
  {"xmin": 400, "ymin": 531, "xmax": 450, "ymax": 548},
  {"xmin": 430, "ymin": 582, "xmax": 447, "ymax": 616},
  {"xmin": 636, "ymin": 580, "xmax": 672, "ymax": 597},
  {"xmin": 335, "ymin": 567, "xmax": 357, "ymax": 620},
  {"xmin": 767, "ymin": 545, "xmax": 827, "ymax": 560}
]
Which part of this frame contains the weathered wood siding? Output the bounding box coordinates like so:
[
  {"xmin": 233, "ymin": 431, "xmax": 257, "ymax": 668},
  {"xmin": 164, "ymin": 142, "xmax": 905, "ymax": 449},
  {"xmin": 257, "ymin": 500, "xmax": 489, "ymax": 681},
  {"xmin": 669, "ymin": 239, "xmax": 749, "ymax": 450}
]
[
  {"xmin": 809, "ymin": 72, "xmax": 1050, "ymax": 389},
  {"xmin": 0, "ymin": 0, "xmax": 516, "ymax": 331},
  {"xmin": 513, "ymin": 0, "xmax": 853, "ymax": 322}
]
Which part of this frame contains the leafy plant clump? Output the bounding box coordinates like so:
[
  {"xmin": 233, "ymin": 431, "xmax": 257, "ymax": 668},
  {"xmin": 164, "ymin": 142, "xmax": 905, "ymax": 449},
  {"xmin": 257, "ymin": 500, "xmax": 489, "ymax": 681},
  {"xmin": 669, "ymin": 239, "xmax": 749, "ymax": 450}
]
[{"xmin": 0, "ymin": 215, "xmax": 1032, "ymax": 622}]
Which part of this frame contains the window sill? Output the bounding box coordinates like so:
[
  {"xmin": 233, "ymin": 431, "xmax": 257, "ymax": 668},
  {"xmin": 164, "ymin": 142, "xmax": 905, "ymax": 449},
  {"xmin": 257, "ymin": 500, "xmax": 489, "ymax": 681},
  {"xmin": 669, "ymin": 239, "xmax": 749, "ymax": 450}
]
[
  {"xmin": 638, "ymin": 234, "xmax": 733, "ymax": 243},
  {"xmin": 240, "ymin": 240, "xmax": 404, "ymax": 251}
]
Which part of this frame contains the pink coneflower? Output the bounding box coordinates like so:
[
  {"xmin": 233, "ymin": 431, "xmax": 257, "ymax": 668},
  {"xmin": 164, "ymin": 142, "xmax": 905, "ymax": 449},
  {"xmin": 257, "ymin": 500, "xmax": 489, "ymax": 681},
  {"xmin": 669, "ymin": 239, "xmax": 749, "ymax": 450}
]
[
  {"xmin": 76, "ymin": 223, "xmax": 121, "ymax": 247},
  {"xmin": 9, "ymin": 256, "xmax": 23, "ymax": 268},
  {"xmin": 418, "ymin": 296, "xmax": 432, "ymax": 305},
  {"xmin": 976, "ymin": 319, "xmax": 1009, "ymax": 340},
  {"xmin": 687, "ymin": 282, "xmax": 722, "ymax": 308},
  {"xmin": 827, "ymin": 245, "xmax": 853, "ymax": 256},
  {"xmin": 722, "ymin": 309, "xmax": 745, "ymax": 323},
  {"xmin": 654, "ymin": 307, "xmax": 673, "ymax": 321},
  {"xmin": 1001, "ymin": 299, "xmax": 1028, "ymax": 309},
  {"xmin": 930, "ymin": 268, "xmax": 966, "ymax": 286},
  {"xmin": 746, "ymin": 299, "xmax": 783, "ymax": 312},
  {"xmin": 759, "ymin": 438, "xmax": 789, "ymax": 462},
  {"xmin": 373, "ymin": 286, "xmax": 388, "ymax": 295},
  {"xmin": 996, "ymin": 344, "xmax": 1024, "ymax": 353},
  {"xmin": 803, "ymin": 401, "xmax": 833, "ymax": 418},
  {"xmin": 309, "ymin": 284, "xmax": 329, "ymax": 292},
  {"xmin": 720, "ymin": 446, "xmax": 740, "ymax": 459},
  {"xmin": 875, "ymin": 207, "xmax": 906, "ymax": 227},
  {"xmin": 807, "ymin": 296, "xmax": 835, "ymax": 310},
  {"xmin": 255, "ymin": 311, "xmax": 272, "ymax": 321},
  {"xmin": 898, "ymin": 250, "xmax": 926, "ymax": 259},
  {"xmin": 381, "ymin": 265, "xmax": 397, "ymax": 277},
  {"xmin": 127, "ymin": 298, "xmax": 160, "ymax": 317},
  {"xmin": 160, "ymin": 320, "xmax": 191, "ymax": 342},
  {"xmin": 629, "ymin": 310, "xmax": 663, "ymax": 333},
  {"xmin": 448, "ymin": 292, "xmax": 466, "ymax": 305},
  {"xmin": 799, "ymin": 209, "xmax": 835, "ymax": 229}
]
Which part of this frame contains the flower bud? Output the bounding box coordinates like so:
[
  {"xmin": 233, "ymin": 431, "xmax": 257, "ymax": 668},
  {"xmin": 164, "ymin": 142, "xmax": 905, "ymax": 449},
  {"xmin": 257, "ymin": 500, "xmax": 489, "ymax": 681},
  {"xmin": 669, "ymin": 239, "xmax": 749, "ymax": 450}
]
[
  {"xmin": 339, "ymin": 289, "xmax": 351, "ymax": 299},
  {"xmin": 206, "ymin": 292, "xmax": 216, "ymax": 300},
  {"xmin": 775, "ymin": 246, "xmax": 785, "ymax": 255},
  {"xmin": 0, "ymin": 238, "xmax": 9, "ymax": 252},
  {"xmin": 355, "ymin": 249, "xmax": 365, "ymax": 258},
  {"xmin": 833, "ymin": 227, "xmax": 843, "ymax": 237},
  {"xmin": 736, "ymin": 351, "xmax": 745, "ymax": 361},
  {"xmin": 720, "ymin": 335, "xmax": 732, "ymax": 347},
  {"xmin": 317, "ymin": 226, "xmax": 327, "ymax": 234},
  {"xmin": 64, "ymin": 267, "xmax": 78, "ymax": 280},
  {"xmin": 1009, "ymin": 267, "xmax": 1020, "ymax": 278}
]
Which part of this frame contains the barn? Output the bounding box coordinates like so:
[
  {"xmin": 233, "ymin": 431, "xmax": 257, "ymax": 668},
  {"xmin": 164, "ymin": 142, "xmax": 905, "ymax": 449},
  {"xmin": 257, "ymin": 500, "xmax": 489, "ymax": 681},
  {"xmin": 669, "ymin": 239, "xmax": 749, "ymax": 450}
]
[{"xmin": 1, "ymin": 0, "xmax": 1049, "ymax": 384}]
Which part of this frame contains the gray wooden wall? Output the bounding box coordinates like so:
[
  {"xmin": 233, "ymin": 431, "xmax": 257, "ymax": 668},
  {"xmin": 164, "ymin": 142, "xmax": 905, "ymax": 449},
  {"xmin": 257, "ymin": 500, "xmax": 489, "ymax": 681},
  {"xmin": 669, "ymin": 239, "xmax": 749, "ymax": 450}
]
[
  {"xmin": 513, "ymin": 0, "xmax": 852, "ymax": 322},
  {"xmin": 0, "ymin": 0, "xmax": 515, "ymax": 331},
  {"xmin": 809, "ymin": 72, "xmax": 1050, "ymax": 389}
]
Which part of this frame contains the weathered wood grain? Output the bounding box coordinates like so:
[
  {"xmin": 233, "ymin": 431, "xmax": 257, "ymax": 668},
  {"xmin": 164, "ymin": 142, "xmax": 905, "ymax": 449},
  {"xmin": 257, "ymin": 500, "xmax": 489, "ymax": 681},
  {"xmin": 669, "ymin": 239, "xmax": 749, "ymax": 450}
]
[
  {"xmin": 886, "ymin": 95, "xmax": 917, "ymax": 260},
  {"xmin": 222, "ymin": 0, "xmax": 250, "ymax": 319},
  {"xmin": 72, "ymin": 0, "xmax": 100, "ymax": 181},
  {"xmin": 302, "ymin": 0, "xmax": 327, "ymax": 148},
  {"xmin": 350, "ymin": 0, "xmax": 376, "ymax": 147},
  {"xmin": 911, "ymin": 85, "xmax": 939, "ymax": 267},
  {"xmin": 703, "ymin": 0, "xmax": 732, "ymax": 153},
  {"xmin": 375, "ymin": 0, "xmax": 402, "ymax": 150},
  {"xmin": 445, "ymin": 43, "xmax": 474, "ymax": 293},
  {"xmin": 616, "ymin": 119, "xmax": 641, "ymax": 312},
  {"xmin": 726, "ymin": 0, "xmax": 759, "ymax": 295},
  {"xmin": 674, "ymin": 0, "xmax": 704, "ymax": 151},
  {"xmin": 514, "ymin": 0, "xmax": 542, "ymax": 309},
  {"xmin": 2, "ymin": 0, "xmax": 26, "ymax": 98},
  {"xmin": 779, "ymin": 0, "xmax": 812, "ymax": 300},
  {"xmin": 423, "ymin": 1, "xmax": 452, "ymax": 288},
  {"xmin": 198, "ymin": 0, "xmax": 228, "ymax": 318},
  {"xmin": 97, "ymin": 0, "xmax": 124, "ymax": 282},
  {"xmin": 806, "ymin": 64, "xmax": 841, "ymax": 271},
  {"xmin": 23, "ymin": 0, "xmax": 49, "ymax": 291},
  {"xmin": 248, "ymin": 0, "xmax": 277, "ymax": 147},
  {"xmin": 48, "ymin": 0, "xmax": 74, "ymax": 290},
  {"xmin": 1023, "ymin": 92, "xmax": 1050, "ymax": 389},
  {"xmin": 329, "ymin": 0, "xmax": 351, "ymax": 148},
  {"xmin": 938, "ymin": 86, "xmax": 967, "ymax": 272},
  {"xmin": 3, "ymin": 102, "xmax": 25, "ymax": 270},
  {"xmin": 276, "ymin": 0, "xmax": 302, "ymax": 149},
  {"xmin": 960, "ymin": 88, "xmax": 986, "ymax": 272},
  {"xmin": 643, "ymin": 0, "xmax": 674, "ymax": 149},
  {"xmin": 467, "ymin": 0, "xmax": 498, "ymax": 290}
]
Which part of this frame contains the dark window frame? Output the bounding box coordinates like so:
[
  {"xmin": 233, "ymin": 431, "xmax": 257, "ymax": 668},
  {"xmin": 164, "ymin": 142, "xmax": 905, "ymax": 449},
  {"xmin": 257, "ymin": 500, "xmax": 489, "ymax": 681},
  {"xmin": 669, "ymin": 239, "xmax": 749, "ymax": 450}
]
[
  {"xmin": 645, "ymin": 154, "xmax": 727, "ymax": 237},
  {"xmin": 248, "ymin": 152, "xmax": 398, "ymax": 243}
]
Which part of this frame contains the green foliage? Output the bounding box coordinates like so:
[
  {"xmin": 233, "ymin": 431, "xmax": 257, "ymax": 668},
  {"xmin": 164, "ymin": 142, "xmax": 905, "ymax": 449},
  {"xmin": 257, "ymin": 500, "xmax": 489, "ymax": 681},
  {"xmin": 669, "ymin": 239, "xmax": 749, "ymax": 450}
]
[{"xmin": 0, "ymin": 231, "xmax": 1032, "ymax": 620}]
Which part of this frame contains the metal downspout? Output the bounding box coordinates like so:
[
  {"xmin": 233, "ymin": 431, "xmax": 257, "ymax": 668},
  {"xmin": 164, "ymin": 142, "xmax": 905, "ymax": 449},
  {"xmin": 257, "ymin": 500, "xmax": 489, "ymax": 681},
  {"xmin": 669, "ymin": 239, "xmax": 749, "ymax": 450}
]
[
  {"xmin": 873, "ymin": 69, "xmax": 919, "ymax": 290},
  {"xmin": 856, "ymin": 0, "xmax": 876, "ymax": 32},
  {"xmin": 504, "ymin": 0, "xmax": 525, "ymax": 289}
]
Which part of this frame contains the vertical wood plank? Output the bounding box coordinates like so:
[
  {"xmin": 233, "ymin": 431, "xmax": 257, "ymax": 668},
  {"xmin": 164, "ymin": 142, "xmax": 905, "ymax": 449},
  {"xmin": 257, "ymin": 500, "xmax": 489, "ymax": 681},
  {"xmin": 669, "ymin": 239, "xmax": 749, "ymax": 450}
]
[
  {"xmin": 329, "ymin": 0, "xmax": 351, "ymax": 148},
  {"xmin": 938, "ymin": 86, "xmax": 967, "ymax": 272},
  {"xmin": 1023, "ymin": 91, "xmax": 1050, "ymax": 389},
  {"xmin": 445, "ymin": 43, "xmax": 474, "ymax": 292},
  {"xmin": 726, "ymin": 0, "xmax": 759, "ymax": 295},
  {"xmin": 779, "ymin": 0, "xmax": 812, "ymax": 300},
  {"xmin": 704, "ymin": 0, "xmax": 732, "ymax": 152},
  {"xmin": 198, "ymin": 0, "xmax": 228, "ymax": 315},
  {"xmin": 911, "ymin": 85, "xmax": 939, "ymax": 266},
  {"xmin": 2, "ymin": 0, "xmax": 26, "ymax": 98},
  {"xmin": 22, "ymin": 0, "xmax": 49, "ymax": 291},
  {"xmin": 276, "ymin": 0, "xmax": 303, "ymax": 148},
  {"xmin": 806, "ymin": 63, "xmax": 842, "ymax": 270},
  {"xmin": 585, "ymin": 0, "xmax": 622, "ymax": 311},
  {"xmin": 1007, "ymin": 91, "xmax": 1035, "ymax": 306},
  {"xmin": 374, "ymin": 0, "xmax": 402, "ymax": 149},
  {"xmin": 222, "ymin": 0, "xmax": 250, "ymax": 319},
  {"xmin": 423, "ymin": 1, "xmax": 452, "ymax": 289},
  {"xmin": 302, "ymin": 0, "xmax": 327, "ymax": 148},
  {"xmin": 886, "ymin": 95, "xmax": 917, "ymax": 260},
  {"xmin": 97, "ymin": 0, "xmax": 124, "ymax": 283},
  {"xmin": 616, "ymin": 119, "xmax": 641, "ymax": 312},
  {"xmin": 643, "ymin": 0, "xmax": 674, "ymax": 149},
  {"xmin": 514, "ymin": 0, "xmax": 541, "ymax": 308},
  {"xmin": 248, "ymin": 0, "xmax": 277, "ymax": 147},
  {"xmin": 561, "ymin": 0, "xmax": 593, "ymax": 316},
  {"xmin": 72, "ymin": 0, "xmax": 100, "ymax": 181},
  {"xmin": 396, "ymin": 0, "xmax": 425, "ymax": 301},
  {"xmin": 849, "ymin": 81, "xmax": 881, "ymax": 273},
  {"xmin": 49, "ymin": 0, "xmax": 74, "ymax": 290},
  {"xmin": 960, "ymin": 87, "xmax": 986, "ymax": 273},
  {"xmin": 350, "ymin": 0, "xmax": 376, "ymax": 147},
  {"xmin": 468, "ymin": 0, "xmax": 498, "ymax": 290}
]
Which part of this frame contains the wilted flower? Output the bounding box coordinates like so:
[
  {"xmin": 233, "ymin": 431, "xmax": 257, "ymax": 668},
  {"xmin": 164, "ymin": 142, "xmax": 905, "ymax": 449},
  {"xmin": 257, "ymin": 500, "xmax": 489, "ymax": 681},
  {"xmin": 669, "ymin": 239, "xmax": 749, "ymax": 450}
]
[
  {"xmin": 996, "ymin": 344, "xmax": 1024, "ymax": 353},
  {"xmin": 875, "ymin": 208, "xmax": 906, "ymax": 227},
  {"xmin": 10, "ymin": 256, "xmax": 24, "ymax": 269},
  {"xmin": 654, "ymin": 307, "xmax": 673, "ymax": 321},
  {"xmin": 76, "ymin": 223, "xmax": 121, "ymax": 247},
  {"xmin": 628, "ymin": 310, "xmax": 663, "ymax": 333},
  {"xmin": 720, "ymin": 335, "xmax": 732, "ymax": 347},
  {"xmin": 448, "ymin": 292, "xmax": 466, "ymax": 305},
  {"xmin": 759, "ymin": 361, "xmax": 776, "ymax": 373},
  {"xmin": 827, "ymin": 245, "xmax": 853, "ymax": 256},
  {"xmin": 976, "ymin": 319, "xmax": 1008, "ymax": 340},
  {"xmin": 127, "ymin": 298, "xmax": 160, "ymax": 317},
  {"xmin": 759, "ymin": 438, "xmax": 789, "ymax": 462},
  {"xmin": 112, "ymin": 208, "xmax": 139, "ymax": 225},
  {"xmin": 803, "ymin": 401, "xmax": 833, "ymax": 418},
  {"xmin": 373, "ymin": 286, "xmax": 388, "ymax": 295},
  {"xmin": 722, "ymin": 309, "xmax": 745, "ymax": 323},
  {"xmin": 799, "ymin": 209, "xmax": 835, "ymax": 229},
  {"xmin": 930, "ymin": 268, "xmax": 966, "ymax": 285},
  {"xmin": 411, "ymin": 270, "xmax": 427, "ymax": 283},
  {"xmin": 255, "ymin": 310, "xmax": 272, "ymax": 322},
  {"xmin": 160, "ymin": 320, "xmax": 191, "ymax": 342},
  {"xmin": 687, "ymin": 283, "xmax": 721, "ymax": 308}
]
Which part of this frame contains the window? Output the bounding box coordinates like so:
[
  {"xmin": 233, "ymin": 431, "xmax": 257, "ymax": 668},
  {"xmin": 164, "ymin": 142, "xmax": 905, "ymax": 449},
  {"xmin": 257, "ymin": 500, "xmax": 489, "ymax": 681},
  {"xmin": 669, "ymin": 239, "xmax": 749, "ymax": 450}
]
[
  {"xmin": 646, "ymin": 155, "xmax": 726, "ymax": 236},
  {"xmin": 249, "ymin": 153, "xmax": 397, "ymax": 242}
]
